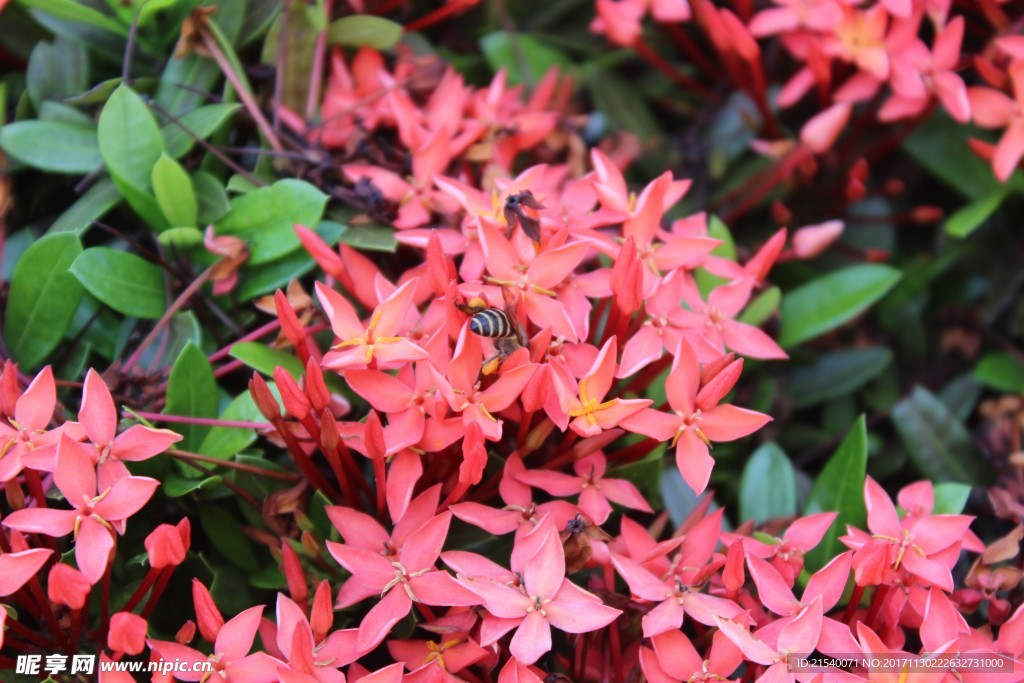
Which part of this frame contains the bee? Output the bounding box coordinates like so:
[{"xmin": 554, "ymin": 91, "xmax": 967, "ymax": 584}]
[
  {"xmin": 458, "ymin": 295, "xmax": 527, "ymax": 375},
  {"xmin": 503, "ymin": 190, "xmax": 545, "ymax": 243}
]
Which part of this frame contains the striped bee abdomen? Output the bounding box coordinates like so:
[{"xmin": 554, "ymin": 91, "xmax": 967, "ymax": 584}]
[{"xmin": 469, "ymin": 308, "xmax": 515, "ymax": 338}]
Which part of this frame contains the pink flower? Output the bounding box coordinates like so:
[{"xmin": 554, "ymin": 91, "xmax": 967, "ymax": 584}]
[
  {"xmin": 479, "ymin": 223, "xmax": 589, "ymax": 342},
  {"xmin": 3, "ymin": 434, "xmax": 159, "ymax": 584},
  {"xmin": 968, "ymin": 60, "xmax": 1024, "ymax": 181},
  {"xmin": 0, "ymin": 547, "xmax": 51, "ymax": 597},
  {"xmin": 623, "ymin": 342, "xmax": 771, "ymax": 494},
  {"xmin": 76, "ymin": 369, "xmax": 181, "ymax": 490},
  {"xmin": 149, "ymin": 604, "xmax": 280, "ymax": 682},
  {"xmin": 841, "ymin": 476, "xmax": 974, "ymax": 591},
  {"xmin": 553, "ymin": 338, "xmax": 652, "ymax": 437},
  {"xmin": 318, "ymin": 279, "xmax": 429, "ymax": 371},
  {"xmin": 459, "ymin": 529, "xmax": 621, "ymax": 664},
  {"xmin": 516, "ymin": 452, "xmax": 652, "ymax": 524},
  {"xmin": 328, "ymin": 511, "xmax": 481, "ymax": 651},
  {"xmin": 434, "ymin": 325, "xmax": 535, "ymax": 441},
  {"xmin": 0, "ymin": 366, "xmax": 66, "ymax": 482}
]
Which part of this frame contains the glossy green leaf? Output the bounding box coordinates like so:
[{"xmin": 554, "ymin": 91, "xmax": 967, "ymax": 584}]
[
  {"xmin": 892, "ymin": 386, "xmax": 992, "ymax": 485},
  {"xmin": 0, "ymin": 120, "xmax": 101, "ymax": 173},
  {"xmin": 229, "ymin": 342, "xmax": 305, "ymax": 379},
  {"xmin": 98, "ymin": 84, "xmax": 165, "ymax": 190},
  {"xmin": 945, "ymin": 188, "xmax": 1007, "ymax": 238},
  {"xmin": 788, "ymin": 347, "xmax": 893, "ymax": 409},
  {"xmin": 165, "ymin": 343, "xmax": 217, "ymax": 453},
  {"xmin": 49, "ymin": 179, "xmax": 121, "ymax": 234},
  {"xmin": 973, "ymin": 352, "xmax": 1024, "ymax": 394},
  {"xmin": 216, "ymin": 179, "xmax": 328, "ymax": 264},
  {"xmin": 779, "ymin": 264, "xmax": 901, "ymax": 347},
  {"xmin": 4, "ymin": 233, "xmax": 84, "ymax": 369},
  {"xmin": 480, "ymin": 32, "xmax": 572, "ymax": 85},
  {"xmin": 903, "ymin": 113, "xmax": 1002, "ymax": 201},
  {"xmin": 737, "ymin": 286, "xmax": 780, "ymax": 327},
  {"xmin": 161, "ymin": 103, "xmax": 241, "ymax": 159},
  {"xmin": 155, "ymin": 54, "xmax": 222, "ymax": 117},
  {"xmin": 194, "ymin": 171, "xmax": 232, "ymax": 224},
  {"xmin": 1, "ymin": 230, "xmax": 33, "ymax": 281},
  {"xmin": 263, "ymin": 2, "xmax": 320, "ymax": 113},
  {"xmin": 70, "ymin": 247, "xmax": 167, "ymax": 319},
  {"xmin": 16, "ymin": 0, "xmax": 128, "ymax": 36},
  {"xmin": 163, "ymin": 474, "xmax": 222, "ymax": 497},
  {"xmin": 932, "ymin": 482, "xmax": 972, "ymax": 515},
  {"xmin": 199, "ymin": 390, "xmax": 264, "ymax": 459},
  {"xmin": 328, "ymin": 14, "xmax": 402, "ymax": 49},
  {"xmin": 152, "ymin": 154, "xmax": 198, "ymax": 228},
  {"xmin": 200, "ymin": 506, "xmax": 259, "ymax": 569},
  {"xmin": 26, "ymin": 37, "xmax": 87, "ymax": 108},
  {"xmin": 739, "ymin": 442, "xmax": 797, "ymax": 524},
  {"xmin": 805, "ymin": 416, "xmax": 868, "ymax": 572},
  {"xmin": 586, "ymin": 64, "xmax": 661, "ymax": 141},
  {"xmin": 336, "ymin": 222, "xmax": 397, "ymax": 252}
]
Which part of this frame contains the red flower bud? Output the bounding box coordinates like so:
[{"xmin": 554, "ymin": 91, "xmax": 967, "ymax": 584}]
[
  {"xmin": 311, "ymin": 580, "xmax": 333, "ymax": 643},
  {"xmin": 305, "ymin": 359, "xmax": 330, "ymax": 413},
  {"xmin": 249, "ymin": 373, "xmax": 281, "ymax": 420},
  {"xmin": 48, "ymin": 563, "xmax": 91, "ymax": 610},
  {"xmin": 191, "ymin": 580, "xmax": 224, "ymax": 644},
  {"xmin": 108, "ymin": 612, "xmax": 148, "ymax": 656},
  {"xmin": 145, "ymin": 519, "xmax": 190, "ymax": 569},
  {"xmin": 275, "ymin": 367, "xmax": 310, "ymax": 421}
]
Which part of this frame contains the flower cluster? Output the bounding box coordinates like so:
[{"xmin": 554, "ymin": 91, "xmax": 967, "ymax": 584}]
[{"xmin": 590, "ymin": 0, "xmax": 1024, "ymax": 183}]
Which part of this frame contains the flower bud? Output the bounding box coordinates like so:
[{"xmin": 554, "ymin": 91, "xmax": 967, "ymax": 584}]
[
  {"xmin": 191, "ymin": 580, "xmax": 224, "ymax": 644},
  {"xmin": 48, "ymin": 563, "xmax": 91, "ymax": 610},
  {"xmin": 109, "ymin": 612, "xmax": 148, "ymax": 656},
  {"xmin": 145, "ymin": 519, "xmax": 190, "ymax": 569}
]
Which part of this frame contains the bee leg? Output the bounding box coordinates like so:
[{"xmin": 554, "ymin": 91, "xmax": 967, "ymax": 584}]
[{"xmin": 481, "ymin": 351, "xmax": 504, "ymax": 376}]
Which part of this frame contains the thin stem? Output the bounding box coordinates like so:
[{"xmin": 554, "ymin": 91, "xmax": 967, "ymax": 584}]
[
  {"xmin": 167, "ymin": 449, "xmax": 301, "ymax": 481},
  {"xmin": 208, "ymin": 319, "xmax": 281, "ymax": 363},
  {"xmin": 132, "ymin": 412, "xmax": 272, "ymax": 430},
  {"xmin": 121, "ymin": 268, "xmax": 214, "ymax": 375}
]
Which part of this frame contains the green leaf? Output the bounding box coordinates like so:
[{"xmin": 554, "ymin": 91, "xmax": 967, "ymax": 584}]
[
  {"xmin": 152, "ymin": 153, "xmax": 198, "ymax": 228},
  {"xmin": 164, "ymin": 474, "xmax": 222, "ymax": 497},
  {"xmin": 805, "ymin": 416, "xmax": 868, "ymax": 572},
  {"xmin": 737, "ymin": 286, "xmax": 780, "ymax": 327},
  {"xmin": 155, "ymin": 54, "xmax": 222, "ymax": 117},
  {"xmin": 586, "ymin": 64, "xmax": 661, "ymax": 141},
  {"xmin": 161, "ymin": 103, "xmax": 241, "ymax": 159},
  {"xmin": 779, "ymin": 264, "xmax": 901, "ymax": 347},
  {"xmin": 4, "ymin": 233, "xmax": 84, "ymax": 369},
  {"xmin": 328, "ymin": 14, "xmax": 402, "ymax": 49},
  {"xmin": 739, "ymin": 442, "xmax": 797, "ymax": 524},
  {"xmin": 903, "ymin": 112, "xmax": 1002, "ymax": 201},
  {"xmin": 973, "ymin": 352, "xmax": 1024, "ymax": 394},
  {"xmin": 229, "ymin": 342, "xmax": 305, "ymax": 379},
  {"xmin": 165, "ymin": 343, "xmax": 217, "ymax": 453},
  {"xmin": 199, "ymin": 390, "xmax": 264, "ymax": 459},
  {"xmin": 932, "ymin": 482, "xmax": 972, "ymax": 515},
  {"xmin": 263, "ymin": 2, "xmax": 320, "ymax": 113},
  {"xmin": 99, "ymin": 84, "xmax": 165, "ymax": 190},
  {"xmin": 892, "ymin": 386, "xmax": 992, "ymax": 485},
  {"xmin": 194, "ymin": 171, "xmax": 232, "ymax": 224},
  {"xmin": 216, "ymin": 179, "xmax": 328, "ymax": 264},
  {"xmin": 0, "ymin": 120, "xmax": 101, "ymax": 173},
  {"xmin": 158, "ymin": 227, "xmax": 204, "ymax": 250},
  {"xmin": 1, "ymin": 230, "xmax": 34, "ymax": 281},
  {"xmin": 49, "ymin": 178, "xmax": 121, "ymax": 234},
  {"xmin": 788, "ymin": 347, "xmax": 893, "ymax": 409},
  {"xmin": 200, "ymin": 505, "xmax": 259, "ymax": 569},
  {"xmin": 70, "ymin": 247, "xmax": 167, "ymax": 319},
  {"xmin": 335, "ymin": 222, "xmax": 397, "ymax": 252},
  {"xmin": 480, "ymin": 31, "xmax": 571, "ymax": 85},
  {"xmin": 26, "ymin": 37, "xmax": 88, "ymax": 108},
  {"xmin": 945, "ymin": 188, "xmax": 1008, "ymax": 238},
  {"xmin": 16, "ymin": 0, "xmax": 128, "ymax": 36}
]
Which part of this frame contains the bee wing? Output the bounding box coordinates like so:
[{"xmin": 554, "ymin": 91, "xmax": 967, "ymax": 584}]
[
  {"xmin": 503, "ymin": 204, "xmax": 518, "ymax": 237},
  {"xmin": 518, "ymin": 214, "xmax": 542, "ymax": 243},
  {"xmin": 519, "ymin": 190, "xmax": 545, "ymax": 210}
]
